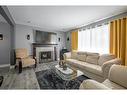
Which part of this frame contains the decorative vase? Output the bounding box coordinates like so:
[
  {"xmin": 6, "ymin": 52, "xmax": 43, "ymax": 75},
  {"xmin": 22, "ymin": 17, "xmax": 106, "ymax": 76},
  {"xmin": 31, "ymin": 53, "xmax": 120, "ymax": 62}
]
[
  {"xmin": 62, "ymin": 63, "xmax": 67, "ymax": 70},
  {"xmin": 59, "ymin": 61, "xmax": 63, "ymax": 68}
]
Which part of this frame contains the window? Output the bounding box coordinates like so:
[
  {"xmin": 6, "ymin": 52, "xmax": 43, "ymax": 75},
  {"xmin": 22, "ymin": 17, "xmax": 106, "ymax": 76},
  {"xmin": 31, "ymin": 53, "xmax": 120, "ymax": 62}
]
[{"xmin": 78, "ymin": 24, "xmax": 109, "ymax": 54}]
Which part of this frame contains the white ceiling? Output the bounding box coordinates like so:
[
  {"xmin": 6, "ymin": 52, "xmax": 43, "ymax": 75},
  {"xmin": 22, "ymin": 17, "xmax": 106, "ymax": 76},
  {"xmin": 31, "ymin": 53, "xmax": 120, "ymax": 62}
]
[{"xmin": 8, "ymin": 6, "xmax": 127, "ymax": 32}]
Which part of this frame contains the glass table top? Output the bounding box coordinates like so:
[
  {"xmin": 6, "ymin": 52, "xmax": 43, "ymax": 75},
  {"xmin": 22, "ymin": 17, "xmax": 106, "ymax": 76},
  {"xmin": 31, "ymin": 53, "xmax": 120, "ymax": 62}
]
[{"xmin": 53, "ymin": 64, "xmax": 83, "ymax": 81}]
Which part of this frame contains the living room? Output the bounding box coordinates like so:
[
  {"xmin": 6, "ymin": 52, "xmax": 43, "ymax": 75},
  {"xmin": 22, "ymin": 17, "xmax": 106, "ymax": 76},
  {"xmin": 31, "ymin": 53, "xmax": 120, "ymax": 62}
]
[{"xmin": 0, "ymin": 1, "xmax": 127, "ymax": 93}]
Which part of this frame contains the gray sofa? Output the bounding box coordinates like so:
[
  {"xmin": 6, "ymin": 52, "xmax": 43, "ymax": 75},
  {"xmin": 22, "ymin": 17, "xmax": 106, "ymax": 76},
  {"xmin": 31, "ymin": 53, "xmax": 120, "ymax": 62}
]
[{"xmin": 63, "ymin": 51, "xmax": 121, "ymax": 82}]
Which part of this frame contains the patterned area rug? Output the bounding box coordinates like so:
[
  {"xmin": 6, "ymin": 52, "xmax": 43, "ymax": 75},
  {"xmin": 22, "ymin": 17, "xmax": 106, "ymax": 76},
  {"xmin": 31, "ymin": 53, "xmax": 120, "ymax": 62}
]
[{"xmin": 36, "ymin": 69, "xmax": 89, "ymax": 89}]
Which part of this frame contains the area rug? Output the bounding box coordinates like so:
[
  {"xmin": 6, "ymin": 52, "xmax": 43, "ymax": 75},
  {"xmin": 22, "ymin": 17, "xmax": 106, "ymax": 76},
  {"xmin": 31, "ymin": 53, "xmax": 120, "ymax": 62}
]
[{"xmin": 35, "ymin": 69, "xmax": 89, "ymax": 89}]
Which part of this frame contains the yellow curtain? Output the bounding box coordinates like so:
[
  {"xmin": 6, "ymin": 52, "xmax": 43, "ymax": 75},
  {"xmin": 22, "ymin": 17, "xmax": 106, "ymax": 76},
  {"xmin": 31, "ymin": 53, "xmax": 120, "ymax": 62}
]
[
  {"xmin": 71, "ymin": 30, "xmax": 78, "ymax": 51},
  {"xmin": 110, "ymin": 17, "xmax": 127, "ymax": 65}
]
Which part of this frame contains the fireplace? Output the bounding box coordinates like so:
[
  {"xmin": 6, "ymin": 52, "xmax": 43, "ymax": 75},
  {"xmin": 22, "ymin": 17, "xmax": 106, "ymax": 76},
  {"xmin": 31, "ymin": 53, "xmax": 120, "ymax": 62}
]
[
  {"xmin": 32, "ymin": 43, "xmax": 58, "ymax": 63},
  {"xmin": 39, "ymin": 51, "xmax": 53, "ymax": 62}
]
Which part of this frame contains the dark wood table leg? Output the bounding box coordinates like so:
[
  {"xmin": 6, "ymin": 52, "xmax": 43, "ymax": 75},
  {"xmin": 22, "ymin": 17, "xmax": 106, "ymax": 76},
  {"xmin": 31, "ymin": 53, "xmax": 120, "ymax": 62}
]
[
  {"xmin": 19, "ymin": 61, "xmax": 22, "ymax": 73},
  {"xmin": 34, "ymin": 56, "xmax": 37, "ymax": 68},
  {"xmin": 0, "ymin": 76, "xmax": 3, "ymax": 87},
  {"xmin": 35, "ymin": 63, "xmax": 37, "ymax": 68},
  {"xmin": 35, "ymin": 58, "xmax": 37, "ymax": 68}
]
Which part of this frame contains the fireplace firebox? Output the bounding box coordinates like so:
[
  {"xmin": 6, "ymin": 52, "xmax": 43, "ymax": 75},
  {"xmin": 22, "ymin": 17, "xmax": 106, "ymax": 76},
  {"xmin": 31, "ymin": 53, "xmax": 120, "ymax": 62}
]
[{"xmin": 39, "ymin": 51, "xmax": 53, "ymax": 62}]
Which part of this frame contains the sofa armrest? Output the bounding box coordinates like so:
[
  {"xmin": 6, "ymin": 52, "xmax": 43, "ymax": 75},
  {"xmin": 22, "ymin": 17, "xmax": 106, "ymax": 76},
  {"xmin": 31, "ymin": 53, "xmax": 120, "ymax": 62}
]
[
  {"xmin": 102, "ymin": 58, "xmax": 122, "ymax": 78},
  {"xmin": 80, "ymin": 79, "xmax": 110, "ymax": 89},
  {"xmin": 63, "ymin": 52, "xmax": 71, "ymax": 60}
]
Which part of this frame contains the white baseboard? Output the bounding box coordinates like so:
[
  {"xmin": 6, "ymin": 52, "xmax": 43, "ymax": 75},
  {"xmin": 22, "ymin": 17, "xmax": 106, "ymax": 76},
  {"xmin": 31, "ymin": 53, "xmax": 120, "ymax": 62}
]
[{"xmin": 0, "ymin": 64, "xmax": 10, "ymax": 68}]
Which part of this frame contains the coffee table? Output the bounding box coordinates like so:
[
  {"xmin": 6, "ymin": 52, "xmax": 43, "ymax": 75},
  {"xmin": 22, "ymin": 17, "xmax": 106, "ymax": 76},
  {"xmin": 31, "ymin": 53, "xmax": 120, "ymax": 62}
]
[{"xmin": 54, "ymin": 64, "xmax": 83, "ymax": 81}]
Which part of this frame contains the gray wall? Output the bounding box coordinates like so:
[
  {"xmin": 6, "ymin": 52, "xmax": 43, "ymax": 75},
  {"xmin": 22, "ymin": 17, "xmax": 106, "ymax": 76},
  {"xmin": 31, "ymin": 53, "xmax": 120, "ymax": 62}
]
[
  {"xmin": 15, "ymin": 24, "xmax": 66, "ymax": 59},
  {"xmin": 15, "ymin": 24, "xmax": 34, "ymax": 55},
  {"xmin": 65, "ymin": 32, "xmax": 71, "ymax": 51},
  {"xmin": 57, "ymin": 32, "xmax": 66, "ymax": 50},
  {"xmin": 0, "ymin": 22, "xmax": 10, "ymax": 65},
  {"xmin": 0, "ymin": 6, "xmax": 16, "ymax": 65}
]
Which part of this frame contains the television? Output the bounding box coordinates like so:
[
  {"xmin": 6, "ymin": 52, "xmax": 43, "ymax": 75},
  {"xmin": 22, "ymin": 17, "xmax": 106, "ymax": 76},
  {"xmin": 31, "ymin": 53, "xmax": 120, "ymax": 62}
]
[{"xmin": 35, "ymin": 30, "xmax": 57, "ymax": 44}]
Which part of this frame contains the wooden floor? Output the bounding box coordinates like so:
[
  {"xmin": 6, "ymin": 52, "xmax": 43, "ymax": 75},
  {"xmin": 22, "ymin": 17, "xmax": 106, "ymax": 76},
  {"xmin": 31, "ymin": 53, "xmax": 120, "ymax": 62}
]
[{"xmin": 0, "ymin": 62, "xmax": 58, "ymax": 89}]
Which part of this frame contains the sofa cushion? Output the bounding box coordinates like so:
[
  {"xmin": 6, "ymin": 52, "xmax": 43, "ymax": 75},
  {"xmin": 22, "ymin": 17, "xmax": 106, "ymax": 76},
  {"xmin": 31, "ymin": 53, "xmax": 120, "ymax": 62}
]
[
  {"xmin": 86, "ymin": 52, "xmax": 99, "ymax": 56},
  {"xmin": 66, "ymin": 58, "xmax": 79, "ymax": 64},
  {"xmin": 86, "ymin": 52, "xmax": 100, "ymax": 64},
  {"xmin": 71, "ymin": 51, "xmax": 78, "ymax": 59},
  {"xmin": 21, "ymin": 57, "xmax": 35, "ymax": 67},
  {"xmin": 80, "ymin": 79, "xmax": 110, "ymax": 89},
  {"xmin": 108, "ymin": 65, "xmax": 127, "ymax": 88},
  {"xmin": 66, "ymin": 59, "xmax": 103, "ymax": 77},
  {"xmin": 66, "ymin": 59, "xmax": 85, "ymax": 68},
  {"xmin": 82, "ymin": 62, "xmax": 103, "ymax": 76},
  {"xmin": 98, "ymin": 54, "xmax": 116, "ymax": 66},
  {"xmin": 102, "ymin": 79, "xmax": 125, "ymax": 89},
  {"xmin": 76, "ymin": 52, "xmax": 87, "ymax": 62},
  {"xmin": 86, "ymin": 55, "xmax": 99, "ymax": 65}
]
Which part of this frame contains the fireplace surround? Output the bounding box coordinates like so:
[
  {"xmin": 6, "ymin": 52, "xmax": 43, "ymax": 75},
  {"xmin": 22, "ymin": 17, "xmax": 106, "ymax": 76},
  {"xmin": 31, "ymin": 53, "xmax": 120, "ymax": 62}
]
[{"xmin": 32, "ymin": 43, "xmax": 58, "ymax": 63}]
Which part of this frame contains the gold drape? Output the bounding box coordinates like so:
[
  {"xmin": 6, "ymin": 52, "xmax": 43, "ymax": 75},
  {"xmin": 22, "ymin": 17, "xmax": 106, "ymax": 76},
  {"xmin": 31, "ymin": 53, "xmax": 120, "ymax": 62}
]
[
  {"xmin": 71, "ymin": 30, "xmax": 78, "ymax": 50},
  {"xmin": 110, "ymin": 17, "xmax": 127, "ymax": 65}
]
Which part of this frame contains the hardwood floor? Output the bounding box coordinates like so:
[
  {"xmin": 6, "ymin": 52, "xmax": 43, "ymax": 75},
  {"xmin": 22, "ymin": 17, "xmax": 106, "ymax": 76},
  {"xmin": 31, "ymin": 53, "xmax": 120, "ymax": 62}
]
[{"xmin": 0, "ymin": 62, "xmax": 58, "ymax": 89}]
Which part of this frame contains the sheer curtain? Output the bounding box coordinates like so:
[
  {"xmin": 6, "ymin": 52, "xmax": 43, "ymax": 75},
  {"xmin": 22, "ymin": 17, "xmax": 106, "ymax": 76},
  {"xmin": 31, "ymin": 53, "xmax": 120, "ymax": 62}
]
[
  {"xmin": 78, "ymin": 24, "xmax": 109, "ymax": 54},
  {"xmin": 78, "ymin": 29, "xmax": 91, "ymax": 51}
]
